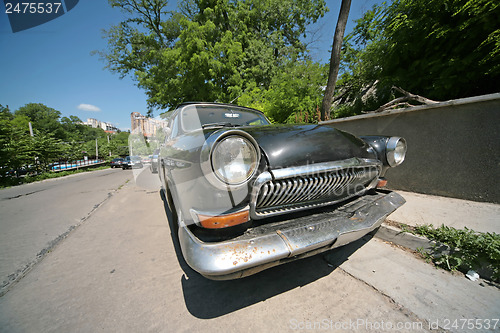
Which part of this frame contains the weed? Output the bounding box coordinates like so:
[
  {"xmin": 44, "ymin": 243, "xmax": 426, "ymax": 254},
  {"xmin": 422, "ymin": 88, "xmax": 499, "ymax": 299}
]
[{"xmin": 413, "ymin": 224, "xmax": 499, "ymax": 281}]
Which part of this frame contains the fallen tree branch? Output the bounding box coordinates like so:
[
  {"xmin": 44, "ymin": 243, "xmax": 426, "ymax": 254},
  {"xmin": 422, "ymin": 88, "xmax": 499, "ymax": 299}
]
[
  {"xmin": 362, "ymin": 102, "xmax": 413, "ymax": 113},
  {"xmin": 392, "ymin": 86, "xmax": 439, "ymax": 105},
  {"xmin": 371, "ymin": 86, "xmax": 439, "ymax": 113}
]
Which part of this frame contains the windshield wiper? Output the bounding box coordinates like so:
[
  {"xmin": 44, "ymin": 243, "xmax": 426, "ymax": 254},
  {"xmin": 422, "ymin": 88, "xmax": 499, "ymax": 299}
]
[{"xmin": 202, "ymin": 122, "xmax": 241, "ymax": 129}]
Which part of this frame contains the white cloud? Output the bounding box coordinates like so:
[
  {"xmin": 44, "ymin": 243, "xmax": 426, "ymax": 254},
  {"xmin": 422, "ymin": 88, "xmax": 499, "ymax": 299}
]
[{"xmin": 78, "ymin": 103, "xmax": 101, "ymax": 112}]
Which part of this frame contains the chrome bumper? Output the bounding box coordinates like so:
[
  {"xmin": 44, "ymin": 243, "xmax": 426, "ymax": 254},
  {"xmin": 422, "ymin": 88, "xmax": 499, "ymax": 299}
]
[{"xmin": 178, "ymin": 191, "xmax": 405, "ymax": 280}]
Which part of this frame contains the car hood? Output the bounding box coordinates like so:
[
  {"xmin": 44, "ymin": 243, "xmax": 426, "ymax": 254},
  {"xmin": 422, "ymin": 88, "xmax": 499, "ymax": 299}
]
[{"xmin": 240, "ymin": 124, "xmax": 376, "ymax": 169}]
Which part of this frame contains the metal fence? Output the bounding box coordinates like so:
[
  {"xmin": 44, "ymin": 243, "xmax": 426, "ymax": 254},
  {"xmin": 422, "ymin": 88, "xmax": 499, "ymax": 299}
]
[{"xmin": 50, "ymin": 159, "xmax": 106, "ymax": 172}]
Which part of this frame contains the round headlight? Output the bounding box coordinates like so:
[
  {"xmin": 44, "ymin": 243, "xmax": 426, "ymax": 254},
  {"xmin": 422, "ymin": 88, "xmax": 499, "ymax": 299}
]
[
  {"xmin": 386, "ymin": 137, "xmax": 407, "ymax": 167},
  {"xmin": 211, "ymin": 136, "xmax": 258, "ymax": 185}
]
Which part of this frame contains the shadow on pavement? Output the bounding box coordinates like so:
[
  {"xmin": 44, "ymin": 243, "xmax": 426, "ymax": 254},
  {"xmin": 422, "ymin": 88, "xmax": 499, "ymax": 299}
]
[
  {"xmin": 130, "ymin": 166, "xmax": 162, "ymax": 191},
  {"xmin": 159, "ymin": 190, "xmax": 374, "ymax": 319}
]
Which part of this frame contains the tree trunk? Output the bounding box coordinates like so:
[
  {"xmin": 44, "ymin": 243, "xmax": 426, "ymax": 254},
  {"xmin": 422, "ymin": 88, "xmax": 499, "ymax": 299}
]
[{"xmin": 321, "ymin": 0, "xmax": 351, "ymax": 121}]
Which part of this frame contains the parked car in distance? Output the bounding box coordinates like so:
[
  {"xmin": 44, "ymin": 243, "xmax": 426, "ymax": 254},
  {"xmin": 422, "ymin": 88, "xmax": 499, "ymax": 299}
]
[
  {"xmin": 142, "ymin": 156, "xmax": 152, "ymax": 164},
  {"xmin": 110, "ymin": 158, "xmax": 124, "ymax": 168},
  {"xmin": 150, "ymin": 149, "xmax": 160, "ymax": 174},
  {"xmin": 121, "ymin": 156, "xmax": 143, "ymax": 169},
  {"xmin": 159, "ymin": 102, "xmax": 407, "ymax": 280}
]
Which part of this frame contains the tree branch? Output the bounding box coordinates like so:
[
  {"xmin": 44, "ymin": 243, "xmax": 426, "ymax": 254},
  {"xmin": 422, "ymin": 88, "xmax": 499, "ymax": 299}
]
[{"xmin": 371, "ymin": 86, "xmax": 439, "ymax": 113}]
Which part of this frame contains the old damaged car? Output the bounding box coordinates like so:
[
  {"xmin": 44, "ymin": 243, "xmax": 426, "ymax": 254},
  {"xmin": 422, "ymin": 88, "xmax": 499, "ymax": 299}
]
[{"xmin": 159, "ymin": 102, "xmax": 406, "ymax": 280}]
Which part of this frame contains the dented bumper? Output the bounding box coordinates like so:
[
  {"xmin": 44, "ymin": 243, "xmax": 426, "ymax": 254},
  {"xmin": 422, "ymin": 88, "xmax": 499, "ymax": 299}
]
[{"xmin": 178, "ymin": 190, "xmax": 405, "ymax": 280}]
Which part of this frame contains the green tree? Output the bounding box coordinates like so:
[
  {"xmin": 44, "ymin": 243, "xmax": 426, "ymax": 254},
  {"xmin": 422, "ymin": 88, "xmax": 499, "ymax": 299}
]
[
  {"xmin": 109, "ymin": 131, "xmax": 130, "ymax": 157},
  {"xmin": 336, "ymin": 0, "xmax": 500, "ymax": 116},
  {"xmin": 0, "ymin": 106, "xmax": 37, "ymax": 175},
  {"xmin": 239, "ymin": 60, "xmax": 327, "ymax": 123},
  {"xmin": 15, "ymin": 103, "xmax": 66, "ymax": 139},
  {"xmin": 96, "ymin": 0, "xmax": 327, "ymax": 111},
  {"xmin": 30, "ymin": 131, "xmax": 65, "ymax": 172},
  {"xmin": 0, "ymin": 105, "xmax": 14, "ymax": 172},
  {"xmin": 1, "ymin": 102, "xmax": 124, "ymax": 181}
]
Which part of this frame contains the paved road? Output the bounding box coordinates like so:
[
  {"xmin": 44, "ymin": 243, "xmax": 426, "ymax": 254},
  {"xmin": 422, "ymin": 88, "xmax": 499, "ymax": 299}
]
[
  {"xmin": 0, "ymin": 168, "xmax": 132, "ymax": 294},
  {"xmin": 0, "ymin": 169, "xmax": 498, "ymax": 332}
]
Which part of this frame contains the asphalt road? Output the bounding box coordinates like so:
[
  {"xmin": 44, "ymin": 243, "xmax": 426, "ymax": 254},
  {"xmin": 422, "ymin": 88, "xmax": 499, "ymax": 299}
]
[
  {"xmin": 0, "ymin": 168, "xmax": 132, "ymax": 294},
  {"xmin": 0, "ymin": 168, "xmax": 498, "ymax": 332}
]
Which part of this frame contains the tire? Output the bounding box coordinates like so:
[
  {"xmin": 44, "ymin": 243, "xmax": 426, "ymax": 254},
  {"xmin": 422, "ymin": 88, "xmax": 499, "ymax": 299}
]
[{"xmin": 166, "ymin": 187, "xmax": 178, "ymax": 226}]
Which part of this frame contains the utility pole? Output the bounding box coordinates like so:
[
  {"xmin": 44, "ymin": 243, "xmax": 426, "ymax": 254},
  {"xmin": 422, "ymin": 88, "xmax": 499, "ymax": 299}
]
[
  {"xmin": 95, "ymin": 138, "xmax": 98, "ymax": 160},
  {"xmin": 108, "ymin": 135, "xmax": 111, "ymax": 156},
  {"xmin": 29, "ymin": 122, "xmax": 34, "ymax": 137}
]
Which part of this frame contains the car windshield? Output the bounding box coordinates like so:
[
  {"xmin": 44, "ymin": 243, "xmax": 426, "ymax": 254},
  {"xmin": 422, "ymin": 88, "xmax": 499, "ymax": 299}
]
[{"xmin": 181, "ymin": 105, "xmax": 270, "ymax": 132}]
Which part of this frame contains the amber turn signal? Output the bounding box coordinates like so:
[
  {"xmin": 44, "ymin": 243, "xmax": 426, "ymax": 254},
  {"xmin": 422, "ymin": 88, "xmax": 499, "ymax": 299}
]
[
  {"xmin": 198, "ymin": 210, "xmax": 250, "ymax": 229},
  {"xmin": 377, "ymin": 178, "xmax": 388, "ymax": 188}
]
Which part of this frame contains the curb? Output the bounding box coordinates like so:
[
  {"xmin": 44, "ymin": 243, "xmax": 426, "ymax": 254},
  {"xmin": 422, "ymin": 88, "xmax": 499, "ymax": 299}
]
[
  {"xmin": 375, "ymin": 223, "xmax": 436, "ymax": 252},
  {"xmin": 1, "ymin": 167, "xmax": 113, "ymax": 190}
]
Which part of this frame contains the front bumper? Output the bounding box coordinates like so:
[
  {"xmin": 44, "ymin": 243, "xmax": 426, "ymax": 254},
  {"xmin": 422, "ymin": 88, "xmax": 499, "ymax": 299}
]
[{"xmin": 178, "ymin": 190, "xmax": 405, "ymax": 280}]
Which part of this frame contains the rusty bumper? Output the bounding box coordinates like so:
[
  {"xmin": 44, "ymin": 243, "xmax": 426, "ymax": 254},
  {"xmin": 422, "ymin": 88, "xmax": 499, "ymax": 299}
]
[{"xmin": 178, "ymin": 190, "xmax": 405, "ymax": 280}]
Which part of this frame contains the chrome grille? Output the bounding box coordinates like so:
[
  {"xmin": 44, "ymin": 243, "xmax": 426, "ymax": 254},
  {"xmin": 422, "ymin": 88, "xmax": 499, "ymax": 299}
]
[{"xmin": 250, "ymin": 159, "xmax": 381, "ymax": 218}]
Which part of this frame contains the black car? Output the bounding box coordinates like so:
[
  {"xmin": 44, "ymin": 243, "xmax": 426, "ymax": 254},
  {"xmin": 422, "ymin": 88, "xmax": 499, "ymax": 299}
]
[
  {"xmin": 121, "ymin": 156, "xmax": 143, "ymax": 169},
  {"xmin": 110, "ymin": 158, "xmax": 124, "ymax": 168},
  {"xmin": 159, "ymin": 102, "xmax": 407, "ymax": 280}
]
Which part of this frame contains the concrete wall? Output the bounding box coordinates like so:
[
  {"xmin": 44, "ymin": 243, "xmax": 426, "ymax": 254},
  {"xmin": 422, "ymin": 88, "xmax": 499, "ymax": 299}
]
[{"xmin": 321, "ymin": 93, "xmax": 500, "ymax": 204}]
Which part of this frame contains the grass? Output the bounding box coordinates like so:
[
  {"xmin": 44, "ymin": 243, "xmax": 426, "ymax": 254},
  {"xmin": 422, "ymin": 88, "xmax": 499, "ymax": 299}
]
[
  {"xmin": 0, "ymin": 165, "xmax": 111, "ymax": 188},
  {"xmin": 412, "ymin": 224, "xmax": 500, "ymax": 281}
]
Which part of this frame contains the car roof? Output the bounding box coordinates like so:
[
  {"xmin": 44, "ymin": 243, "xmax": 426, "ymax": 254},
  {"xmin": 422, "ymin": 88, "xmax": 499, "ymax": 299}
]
[{"xmin": 175, "ymin": 102, "xmax": 265, "ymax": 115}]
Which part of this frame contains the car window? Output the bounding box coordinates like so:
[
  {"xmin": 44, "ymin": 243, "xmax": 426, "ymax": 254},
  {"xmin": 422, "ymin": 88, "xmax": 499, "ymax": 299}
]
[
  {"xmin": 170, "ymin": 114, "xmax": 180, "ymax": 138},
  {"xmin": 181, "ymin": 105, "xmax": 270, "ymax": 132}
]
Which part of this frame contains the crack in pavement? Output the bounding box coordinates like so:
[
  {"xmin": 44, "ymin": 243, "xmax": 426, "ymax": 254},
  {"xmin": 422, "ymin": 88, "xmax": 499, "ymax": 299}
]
[
  {"xmin": 1, "ymin": 188, "xmax": 49, "ymax": 201},
  {"xmin": 335, "ymin": 266, "xmax": 446, "ymax": 332},
  {"xmin": 0, "ymin": 178, "xmax": 132, "ymax": 298}
]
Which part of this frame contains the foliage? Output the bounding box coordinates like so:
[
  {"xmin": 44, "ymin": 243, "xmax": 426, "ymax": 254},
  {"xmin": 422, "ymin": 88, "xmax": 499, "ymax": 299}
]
[
  {"xmin": 15, "ymin": 103, "xmax": 66, "ymax": 139},
  {"xmin": 335, "ymin": 0, "xmax": 500, "ymax": 117},
  {"xmin": 0, "ymin": 103, "xmax": 130, "ymax": 186},
  {"xmin": 239, "ymin": 60, "xmax": 327, "ymax": 123},
  {"xmin": 97, "ymin": 0, "xmax": 327, "ymax": 111},
  {"xmin": 413, "ymin": 224, "xmax": 500, "ymax": 281}
]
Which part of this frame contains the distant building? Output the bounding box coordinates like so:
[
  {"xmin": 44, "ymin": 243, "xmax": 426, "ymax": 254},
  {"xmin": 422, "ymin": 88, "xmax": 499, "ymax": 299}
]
[
  {"xmin": 130, "ymin": 112, "xmax": 167, "ymax": 137},
  {"xmin": 83, "ymin": 118, "xmax": 119, "ymax": 134}
]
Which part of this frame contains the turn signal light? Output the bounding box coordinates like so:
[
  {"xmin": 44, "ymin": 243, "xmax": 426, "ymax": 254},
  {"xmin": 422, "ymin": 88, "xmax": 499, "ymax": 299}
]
[
  {"xmin": 198, "ymin": 211, "xmax": 250, "ymax": 229},
  {"xmin": 377, "ymin": 178, "xmax": 388, "ymax": 188}
]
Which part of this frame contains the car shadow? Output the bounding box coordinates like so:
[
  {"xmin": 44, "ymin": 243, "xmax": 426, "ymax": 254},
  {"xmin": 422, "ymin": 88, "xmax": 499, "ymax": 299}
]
[{"xmin": 159, "ymin": 191, "xmax": 375, "ymax": 319}]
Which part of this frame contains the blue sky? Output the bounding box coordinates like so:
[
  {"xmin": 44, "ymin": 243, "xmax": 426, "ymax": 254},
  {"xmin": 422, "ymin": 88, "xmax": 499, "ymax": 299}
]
[{"xmin": 0, "ymin": 0, "xmax": 379, "ymax": 131}]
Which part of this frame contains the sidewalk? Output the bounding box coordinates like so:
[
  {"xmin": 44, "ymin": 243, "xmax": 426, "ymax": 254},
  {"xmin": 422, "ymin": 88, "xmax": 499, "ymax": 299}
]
[
  {"xmin": 326, "ymin": 190, "xmax": 500, "ymax": 332},
  {"xmin": 375, "ymin": 190, "xmax": 499, "ymax": 280},
  {"xmin": 387, "ymin": 190, "xmax": 500, "ymax": 234}
]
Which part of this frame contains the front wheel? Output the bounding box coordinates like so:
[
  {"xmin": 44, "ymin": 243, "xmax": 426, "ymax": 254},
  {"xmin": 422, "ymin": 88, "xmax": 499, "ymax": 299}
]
[{"xmin": 166, "ymin": 187, "xmax": 178, "ymax": 226}]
